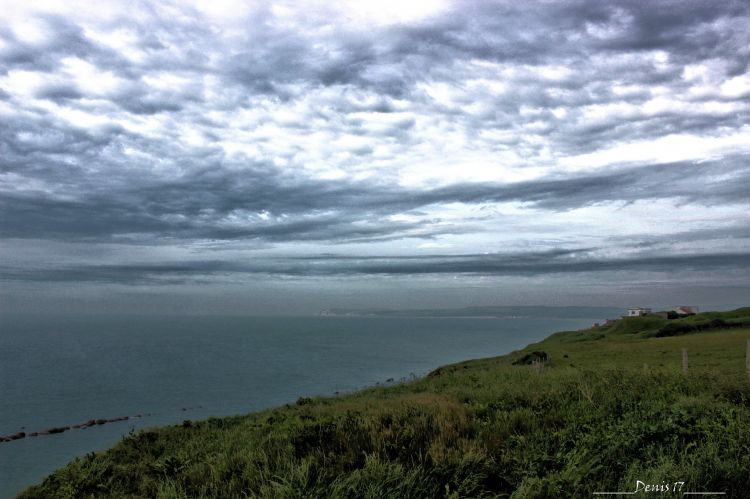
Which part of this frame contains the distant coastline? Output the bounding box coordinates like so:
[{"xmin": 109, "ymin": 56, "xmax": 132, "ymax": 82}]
[{"xmin": 318, "ymin": 305, "xmax": 624, "ymax": 320}]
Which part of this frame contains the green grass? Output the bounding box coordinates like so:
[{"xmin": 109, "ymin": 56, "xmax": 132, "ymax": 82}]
[{"xmin": 20, "ymin": 309, "xmax": 750, "ymax": 498}]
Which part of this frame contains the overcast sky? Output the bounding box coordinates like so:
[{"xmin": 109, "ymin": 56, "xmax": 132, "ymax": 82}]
[{"xmin": 1, "ymin": 0, "xmax": 749, "ymax": 315}]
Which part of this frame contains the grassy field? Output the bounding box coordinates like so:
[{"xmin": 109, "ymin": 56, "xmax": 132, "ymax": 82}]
[{"xmin": 20, "ymin": 309, "xmax": 750, "ymax": 498}]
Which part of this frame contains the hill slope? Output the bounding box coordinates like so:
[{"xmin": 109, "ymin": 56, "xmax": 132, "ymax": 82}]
[{"xmin": 20, "ymin": 309, "xmax": 750, "ymax": 498}]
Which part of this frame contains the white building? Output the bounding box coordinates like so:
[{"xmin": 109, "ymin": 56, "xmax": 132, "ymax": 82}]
[{"xmin": 627, "ymin": 307, "xmax": 651, "ymax": 317}]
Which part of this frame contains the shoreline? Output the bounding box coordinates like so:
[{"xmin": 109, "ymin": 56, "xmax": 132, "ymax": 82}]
[
  {"xmin": 7, "ymin": 314, "xmax": 594, "ymax": 498},
  {"xmin": 16, "ymin": 309, "xmax": 750, "ymax": 497}
]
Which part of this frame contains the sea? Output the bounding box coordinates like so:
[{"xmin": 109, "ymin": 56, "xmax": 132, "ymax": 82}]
[{"xmin": 0, "ymin": 311, "xmax": 616, "ymax": 497}]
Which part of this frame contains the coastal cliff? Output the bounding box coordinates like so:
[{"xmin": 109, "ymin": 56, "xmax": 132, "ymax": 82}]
[{"xmin": 20, "ymin": 308, "xmax": 750, "ymax": 498}]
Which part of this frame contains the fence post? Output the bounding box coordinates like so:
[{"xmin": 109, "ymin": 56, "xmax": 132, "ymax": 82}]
[
  {"xmin": 746, "ymin": 339, "xmax": 749, "ymax": 381},
  {"xmin": 682, "ymin": 348, "xmax": 688, "ymax": 376}
]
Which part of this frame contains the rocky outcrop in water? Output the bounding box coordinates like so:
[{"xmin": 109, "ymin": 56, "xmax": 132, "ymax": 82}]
[
  {"xmin": 1, "ymin": 407, "xmax": 205, "ymax": 444},
  {"xmin": 1, "ymin": 415, "xmax": 139, "ymax": 443}
]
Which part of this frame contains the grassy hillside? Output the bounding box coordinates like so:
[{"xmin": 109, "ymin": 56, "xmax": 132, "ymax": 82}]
[{"xmin": 20, "ymin": 309, "xmax": 750, "ymax": 498}]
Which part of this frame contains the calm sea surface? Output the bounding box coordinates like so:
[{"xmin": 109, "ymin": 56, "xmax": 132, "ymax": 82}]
[{"xmin": 0, "ymin": 313, "xmax": 601, "ymax": 497}]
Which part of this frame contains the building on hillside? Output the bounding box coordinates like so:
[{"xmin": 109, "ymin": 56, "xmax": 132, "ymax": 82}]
[
  {"xmin": 627, "ymin": 307, "xmax": 651, "ymax": 317},
  {"xmin": 650, "ymin": 306, "xmax": 699, "ymax": 320},
  {"xmin": 673, "ymin": 306, "xmax": 698, "ymax": 316}
]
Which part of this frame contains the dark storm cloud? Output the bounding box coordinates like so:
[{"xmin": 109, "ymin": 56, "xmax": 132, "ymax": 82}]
[
  {"xmin": 2, "ymin": 152, "xmax": 748, "ymax": 243},
  {"xmin": 342, "ymin": 251, "xmax": 750, "ymax": 277},
  {"xmin": 111, "ymin": 90, "xmax": 192, "ymax": 115},
  {"xmin": 4, "ymin": 250, "xmax": 750, "ymax": 284},
  {"xmin": 33, "ymin": 82, "xmax": 85, "ymax": 101},
  {"xmin": 421, "ymin": 157, "xmax": 750, "ymax": 210},
  {"xmin": 2, "ymin": 0, "xmax": 750, "ymax": 294},
  {"xmin": 0, "ymin": 113, "xmax": 129, "ymax": 190},
  {"xmin": 3, "ymin": 0, "xmax": 748, "ymax": 157},
  {"xmin": 0, "ymin": 15, "xmax": 121, "ymax": 74},
  {"xmin": 592, "ymin": 0, "xmax": 749, "ymax": 62},
  {"xmin": 217, "ymin": 0, "xmax": 750, "ymax": 97}
]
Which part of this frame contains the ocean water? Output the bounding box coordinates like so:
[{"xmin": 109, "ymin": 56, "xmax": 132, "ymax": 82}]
[{"xmin": 0, "ymin": 313, "xmax": 602, "ymax": 497}]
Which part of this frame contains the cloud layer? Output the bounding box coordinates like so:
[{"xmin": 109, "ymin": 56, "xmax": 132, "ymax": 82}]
[{"xmin": 2, "ymin": 0, "xmax": 749, "ymax": 312}]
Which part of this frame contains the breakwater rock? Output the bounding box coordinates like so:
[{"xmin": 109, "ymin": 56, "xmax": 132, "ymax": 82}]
[{"xmin": 1, "ymin": 415, "xmax": 142, "ymax": 443}]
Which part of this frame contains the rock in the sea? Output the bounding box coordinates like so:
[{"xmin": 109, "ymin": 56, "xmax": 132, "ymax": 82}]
[{"xmin": 0, "ymin": 432, "xmax": 26, "ymax": 442}]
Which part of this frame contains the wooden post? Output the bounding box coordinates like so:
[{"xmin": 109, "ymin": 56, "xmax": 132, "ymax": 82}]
[
  {"xmin": 682, "ymin": 348, "xmax": 688, "ymax": 376},
  {"xmin": 746, "ymin": 339, "xmax": 749, "ymax": 381}
]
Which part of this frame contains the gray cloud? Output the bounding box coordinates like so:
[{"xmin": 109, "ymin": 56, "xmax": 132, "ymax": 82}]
[
  {"xmin": 1, "ymin": 0, "xmax": 749, "ymax": 309},
  {"xmin": 34, "ymin": 82, "xmax": 85, "ymax": 101},
  {"xmin": 2, "ymin": 154, "xmax": 747, "ymax": 243},
  {"xmin": 0, "ymin": 15, "xmax": 120, "ymax": 74},
  {"xmin": 3, "ymin": 249, "xmax": 749, "ymax": 284}
]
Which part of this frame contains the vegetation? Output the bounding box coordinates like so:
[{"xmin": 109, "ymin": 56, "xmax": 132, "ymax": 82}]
[{"xmin": 21, "ymin": 309, "xmax": 750, "ymax": 498}]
